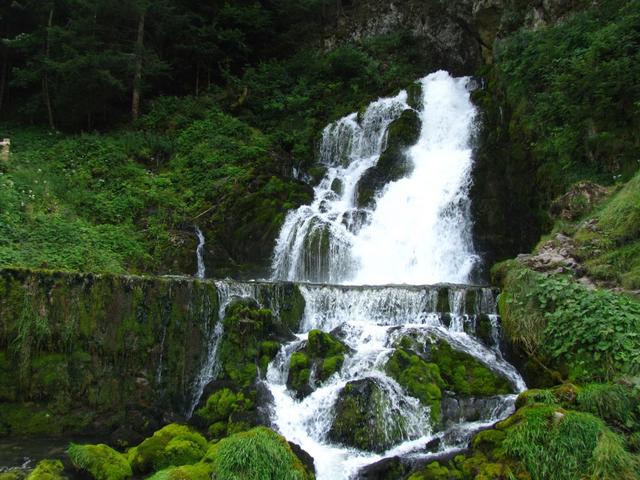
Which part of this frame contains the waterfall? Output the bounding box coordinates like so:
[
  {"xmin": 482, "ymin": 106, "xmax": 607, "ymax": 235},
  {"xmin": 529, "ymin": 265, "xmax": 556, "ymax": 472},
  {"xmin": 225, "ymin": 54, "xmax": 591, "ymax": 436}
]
[
  {"xmin": 195, "ymin": 226, "xmax": 206, "ymax": 279},
  {"xmin": 261, "ymin": 71, "xmax": 526, "ymax": 480},
  {"xmin": 271, "ymin": 71, "xmax": 480, "ymax": 285}
]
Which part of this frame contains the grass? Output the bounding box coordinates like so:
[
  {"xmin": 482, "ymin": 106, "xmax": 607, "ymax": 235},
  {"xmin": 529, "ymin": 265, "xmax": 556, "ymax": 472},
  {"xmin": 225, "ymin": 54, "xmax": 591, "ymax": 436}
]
[{"xmin": 208, "ymin": 427, "xmax": 311, "ymax": 480}]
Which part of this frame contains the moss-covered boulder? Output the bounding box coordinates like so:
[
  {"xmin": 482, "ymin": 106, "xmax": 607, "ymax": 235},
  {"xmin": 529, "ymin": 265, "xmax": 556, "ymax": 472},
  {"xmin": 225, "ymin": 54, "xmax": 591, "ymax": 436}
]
[
  {"xmin": 287, "ymin": 330, "xmax": 348, "ymax": 398},
  {"xmin": 26, "ymin": 460, "xmax": 67, "ymax": 480},
  {"xmin": 67, "ymin": 443, "xmax": 132, "ymax": 480},
  {"xmin": 328, "ymin": 378, "xmax": 406, "ymax": 453},
  {"xmin": 384, "ymin": 348, "xmax": 444, "ymax": 424},
  {"xmin": 385, "ymin": 335, "xmax": 513, "ymax": 426},
  {"xmin": 428, "ymin": 340, "xmax": 512, "ymax": 397},
  {"xmin": 356, "ymin": 109, "xmax": 421, "ymax": 208},
  {"xmin": 217, "ymin": 300, "xmax": 285, "ymax": 388},
  {"xmin": 195, "ymin": 387, "xmax": 254, "ymax": 439},
  {"xmin": 127, "ymin": 424, "xmax": 207, "ymax": 474}
]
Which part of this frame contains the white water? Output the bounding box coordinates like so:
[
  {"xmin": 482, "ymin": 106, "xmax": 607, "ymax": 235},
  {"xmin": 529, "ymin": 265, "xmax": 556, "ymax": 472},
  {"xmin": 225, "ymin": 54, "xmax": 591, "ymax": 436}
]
[
  {"xmin": 195, "ymin": 226, "xmax": 206, "ymax": 279},
  {"xmin": 186, "ymin": 71, "xmax": 526, "ymax": 479},
  {"xmin": 271, "ymin": 71, "xmax": 479, "ymax": 285},
  {"xmin": 265, "ymin": 286, "xmax": 525, "ymax": 480},
  {"xmin": 260, "ymin": 71, "xmax": 525, "ymax": 479}
]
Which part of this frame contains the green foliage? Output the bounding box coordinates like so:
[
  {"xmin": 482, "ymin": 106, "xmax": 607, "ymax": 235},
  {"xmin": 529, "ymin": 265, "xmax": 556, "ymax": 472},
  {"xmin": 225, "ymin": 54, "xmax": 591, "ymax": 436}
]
[
  {"xmin": 503, "ymin": 407, "xmax": 640, "ymax": 480},
  {"xmin": 0, "ymin": 102, "xmax": 310, "ymax": 275},
  {"xmin": 127, "ymin": 424, "xmax": 207, "ymax": 474},
  {"xmin": 493, "ymin": 0, "xmax": 640, "ymax": 190},
  {"xmin": 207, "ymin": 426, "xmax": 312, "ymax": 480},
  {"xmin": 497, "ymin": 263, "xmax": 640, "ymax": 381},
  {"xmin": 577, "ymin": 383, "xmax": 640, "ymax": 433},
  {"xmin": 67, "ymin": 443, "xmax": 132, "ymax": 480}
]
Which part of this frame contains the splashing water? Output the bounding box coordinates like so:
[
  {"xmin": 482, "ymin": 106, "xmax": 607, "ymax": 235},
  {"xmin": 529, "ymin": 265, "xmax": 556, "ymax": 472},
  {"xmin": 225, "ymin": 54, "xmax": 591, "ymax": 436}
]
[
  {"xmin": 186, "ymin": 71, "xmax": 527, "ymax": 479},
  {"xmin": 260, "ymin": 72, "xmax": 525, "ymax": 479},
  {"xmin": 271, "ymin": 71, "xmax": 480, "ymax": 285},
  {"xmin": 195, "ymin": 226, "xmax": 206, "ymax": 279}
]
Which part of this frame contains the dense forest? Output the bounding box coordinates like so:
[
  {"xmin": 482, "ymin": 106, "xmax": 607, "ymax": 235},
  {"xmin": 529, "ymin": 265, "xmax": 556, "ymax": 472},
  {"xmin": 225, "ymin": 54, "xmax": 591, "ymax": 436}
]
[{"xmin": 1, "ymin": 1, "xmax": 640, "ymax": 479}]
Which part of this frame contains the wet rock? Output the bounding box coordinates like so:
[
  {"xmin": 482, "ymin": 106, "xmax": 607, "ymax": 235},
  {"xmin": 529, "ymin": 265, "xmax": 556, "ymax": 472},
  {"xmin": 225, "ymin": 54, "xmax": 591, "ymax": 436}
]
[
  {"xmin": 109, "ymin": 425, "xmax": 145, "ymax": 449},
  {"xmin": 356, "ymin": 109, "xmax": 421, "ymax": 208},
  {"xmin": 288, "ymin": 441, "xmax": 316, "ymax": 477},
  {"xmin": 440, "ymin": 395, "xmax": 508, "ymax": 427},
  {"xmin": 357, "ymin": 456, "xmax": 408, "ymax": 480},
  {"xmin": 328, "ymin": 378, "xmax": 406, "ymax": 453}
]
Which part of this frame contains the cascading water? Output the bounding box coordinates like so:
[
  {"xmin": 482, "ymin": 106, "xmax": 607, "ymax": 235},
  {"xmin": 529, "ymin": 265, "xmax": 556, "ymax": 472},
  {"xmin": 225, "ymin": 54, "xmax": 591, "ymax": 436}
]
[
  {"xmin": 261, "ymin": 70, "xmax": 526, "ymax": 479},
  {"xmin": 271, "ymin": 70, "xmax": 480, "ymax": 285},
  {"xmin": 195, "ymin": 226, "xmax": 206, "ymax": 279}
]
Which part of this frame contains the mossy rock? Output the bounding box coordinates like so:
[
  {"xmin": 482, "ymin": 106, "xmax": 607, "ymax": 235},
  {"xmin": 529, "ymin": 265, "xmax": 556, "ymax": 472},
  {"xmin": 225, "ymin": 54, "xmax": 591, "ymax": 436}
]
[
  {"xmin": 328, "ymin": 378, "xmax": 406, "ymax": 453},
  {"xmin": 356, "ymin": 109, "xmax": 421, "ymax": 208},
  {"xmin": 67, "ymin": 443, "xmax": 132, "ymax": 480},
  {"xmin": 26, "ymin": 460, "xmax": 67, "ymax": 480},
  {"xmin": 127, "ymin": 423, "xmax": 207, "ymax": 474},
  {"xmin": 428, "ymin": 340, "xmax": 513, "ymax": 397},
  {"xmin": 217, "ymin": 300, "xmax": 282, "ymax": 388},
  {"xmin": 195, "ymin": 387, "xmax": 254, "ymax": 439},
  {"xmin": 287, "ymin": 330, "xmax": 347, "ymax": 398},
  {"xmin": 205, "ymin": 426, "xmax": 314, "ymax": 479},
  {"xmin": 147, "ymin": 462, "xmax": 214, "ymax": 480},
  {"xmin": 384, "ymin": 348, "xmax": 444, "ymax": 424}
]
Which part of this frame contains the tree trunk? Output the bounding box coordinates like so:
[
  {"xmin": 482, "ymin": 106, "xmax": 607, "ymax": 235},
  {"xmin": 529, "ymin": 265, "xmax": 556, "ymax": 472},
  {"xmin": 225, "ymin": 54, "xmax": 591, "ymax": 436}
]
[
  {"xmin": 131, "ymin": 8, "xmax": 146, "ymax": 122},
  {"xmin": 0, "ymin": 46, "xmax": 8, "ymax": 118},
  {"xmin": 195, "ymin": 64, "xmax": 200, "ymax": 97},
  {"xmin": 43, "ymin": 7, "xmax": 55, "ymax": 130}
]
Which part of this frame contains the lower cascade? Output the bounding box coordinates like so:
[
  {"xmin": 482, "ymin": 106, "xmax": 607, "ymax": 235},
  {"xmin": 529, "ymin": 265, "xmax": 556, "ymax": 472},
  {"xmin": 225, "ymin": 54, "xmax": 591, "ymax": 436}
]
[{"xmin": 189, "ymin": 71, "xmax": 527, "ymax": 479}]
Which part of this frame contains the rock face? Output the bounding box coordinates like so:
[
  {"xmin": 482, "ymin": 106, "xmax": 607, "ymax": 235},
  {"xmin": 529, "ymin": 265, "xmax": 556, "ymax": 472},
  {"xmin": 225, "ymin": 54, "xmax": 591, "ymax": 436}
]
[
  {"xmin": 356, "ymin": 109, "xmax": 422, "ymax": 208},
  {"xmin": 0, "ymin": 268, "xmax": 220, "ymax": 437},
  {"xmin": 328, "ymin": 378, "xmax": 407, "ymax": 452},
  {"xmin": 323, "ymin": 0, "xmax": 483, "ymax": 75},
  {"xmin": 0, "ymin": 269, "xmax": 306, "ymax": 438}
]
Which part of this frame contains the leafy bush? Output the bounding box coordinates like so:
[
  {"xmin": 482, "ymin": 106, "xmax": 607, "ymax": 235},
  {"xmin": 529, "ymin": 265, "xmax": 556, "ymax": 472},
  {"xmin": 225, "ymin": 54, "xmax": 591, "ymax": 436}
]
[
  {"xmin": 493, "ymin": 0, "xmax": 640, "ymax": 188},
  {"xmin": 497, "ymin": 263, "xmax": 640, "ymax": 381}
]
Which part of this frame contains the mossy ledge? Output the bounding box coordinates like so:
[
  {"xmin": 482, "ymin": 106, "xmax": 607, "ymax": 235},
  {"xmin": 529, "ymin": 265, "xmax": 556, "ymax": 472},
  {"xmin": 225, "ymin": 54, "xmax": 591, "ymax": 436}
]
[{"xmin": 0, "ymin": 267, "xmax": 221, "ymax": 438}]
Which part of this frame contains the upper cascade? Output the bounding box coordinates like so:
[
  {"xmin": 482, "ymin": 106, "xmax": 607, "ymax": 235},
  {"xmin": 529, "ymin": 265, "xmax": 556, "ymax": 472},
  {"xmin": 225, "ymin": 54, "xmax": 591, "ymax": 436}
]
[{"xmin": 271, "ymin": 71, "xmax": 480, "ymax": 285}]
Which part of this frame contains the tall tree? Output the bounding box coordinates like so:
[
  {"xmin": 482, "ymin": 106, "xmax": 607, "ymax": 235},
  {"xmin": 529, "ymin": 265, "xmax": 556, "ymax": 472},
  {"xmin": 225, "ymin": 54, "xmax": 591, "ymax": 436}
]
[{"xmin": 131, "ymin": 2, "xmax": 146, "ymax": 121}]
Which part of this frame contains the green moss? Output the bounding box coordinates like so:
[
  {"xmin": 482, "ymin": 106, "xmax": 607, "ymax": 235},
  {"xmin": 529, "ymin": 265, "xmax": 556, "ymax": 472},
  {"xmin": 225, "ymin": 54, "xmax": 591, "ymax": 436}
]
[
  {"xmin": 147, "ymin": 462, "xmax": 214, "ymax": 480},
  {"xmin": 26, "ymin": 460, "xmax": 67, "ymax": 480},
  {"xmin": 217, "ymin": 302, "xmax": 279, "ymax": 388},
  {"xmin": 196, "ymin": 388, "xmax": 253, "ymax": 425},
  {"xmin": 385, "ymin": 348, "xmax": 444, "ymax": 424},
  {"xmin": 67, "ymin": 443, "xmax": 132, "ymax": 480},
  {"xmin": 429, "ymin": 340, "xmax": 512, "ymax": 396},
  {"xmin": 206, "ymin": 426, "xmax": 313, "ymax": 480},
  {"xmin": 287, "ymin": 352, "xmax": 311, "ymax": 397},
  {"xmin": 128, "ymin": 424, "xmax": 207, "ymax": 473},
  {"xmin": 287, "ymin": 330, "xmax": 346, "ymax": 398},
  {"xmin": 328, "ymin": 378, "xmax": 406, "ymax": 452}
]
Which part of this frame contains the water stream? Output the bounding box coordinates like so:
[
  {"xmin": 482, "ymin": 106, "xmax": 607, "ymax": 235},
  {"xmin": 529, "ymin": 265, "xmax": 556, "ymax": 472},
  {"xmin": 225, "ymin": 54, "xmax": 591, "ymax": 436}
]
[{"xmin": 263, "ymin": 71, "xmax": 525, "ymax": 478}]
